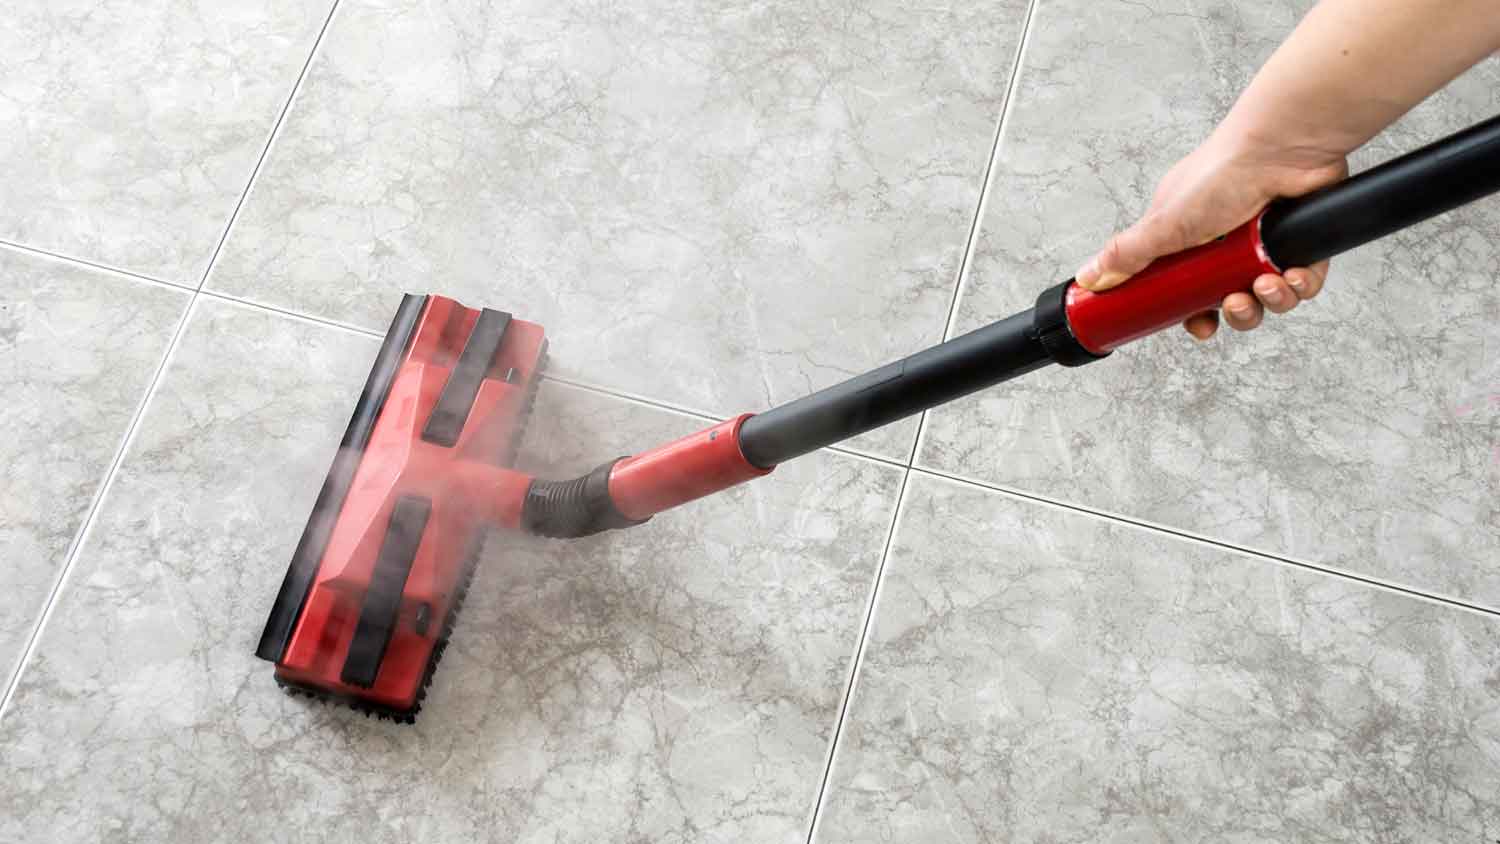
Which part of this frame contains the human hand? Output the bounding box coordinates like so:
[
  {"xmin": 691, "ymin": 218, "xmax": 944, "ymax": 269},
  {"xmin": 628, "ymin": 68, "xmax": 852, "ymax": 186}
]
[{"xmin": 1074, "ymin": 129, "xmax": 1348, "ymax": 339}]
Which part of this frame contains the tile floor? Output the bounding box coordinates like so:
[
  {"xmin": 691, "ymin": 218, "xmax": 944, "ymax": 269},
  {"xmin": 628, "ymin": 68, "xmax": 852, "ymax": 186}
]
[{"xmin": 2, "ymin": 0, "xmax": 1497, "ymax": 841}]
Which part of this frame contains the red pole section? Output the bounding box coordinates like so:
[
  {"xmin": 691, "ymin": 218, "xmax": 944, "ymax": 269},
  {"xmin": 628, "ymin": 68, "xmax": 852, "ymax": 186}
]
[
  {"xmin": 1064, "ymin": 212, "xmax": 1280, "ymax": 354},
  {"xmin": 607, "ymin": 414, "xmax": 772, "ymax": 521}
]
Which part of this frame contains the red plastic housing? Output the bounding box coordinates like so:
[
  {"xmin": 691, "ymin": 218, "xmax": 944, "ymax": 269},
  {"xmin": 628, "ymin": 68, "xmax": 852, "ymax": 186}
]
[
  {"xmin": 274, "ymin": 297, "xmax": 544, "ymax": 713},
  {"xmin": 608, "ymin": 414, "xmax": 772, "ymax": 521},
  {"xmin": 1064, "ymin": 212, "xmax": 1280, "ymax": 353}
]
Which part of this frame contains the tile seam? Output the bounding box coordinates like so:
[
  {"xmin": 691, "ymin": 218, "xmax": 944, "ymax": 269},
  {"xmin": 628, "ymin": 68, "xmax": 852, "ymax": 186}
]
[
  {"xmin": 0, "ymin": 239, "xmax": 193, "ymax": 292},
  {"xmin": 0, "ymin": 0, "xmax": 345, "ymax": 721},
  {"xmin": 0, "ymin": 299, "xmax": 198, "ymax": 718},
  {"xmin": 802, "ymin": 468, "xmax": 913, "ymax": 843},
  {"xmin": 36, "ymin": 264, "xmax": 1485, "ymax": 621},
  {"xmin": 910, "ymin": 465, "xmax": 1500, "ymax": 619},
  {"xmin": 908, "ymin": 0, "xmax": 1040, "ymax": 467},
  {"xmin": 196, "ymin": 0, "xmax": 343, "ymax": 292},
  {"xmin": 803, "ymin": 3, "xmax": 1044, "ymax": 838}
]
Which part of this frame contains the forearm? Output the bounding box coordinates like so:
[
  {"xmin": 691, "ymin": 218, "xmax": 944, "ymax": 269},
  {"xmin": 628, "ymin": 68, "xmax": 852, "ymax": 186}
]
[{"xmin": 1213, "ymin": 0, "xmax": 1500, "ymax": 165}]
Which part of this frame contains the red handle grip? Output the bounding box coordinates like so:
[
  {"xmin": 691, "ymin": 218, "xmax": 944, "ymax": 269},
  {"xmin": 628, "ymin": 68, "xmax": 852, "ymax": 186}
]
[{"xmin": 1063, "ymin": 211, "xmax": 1280, "ymax": 354}]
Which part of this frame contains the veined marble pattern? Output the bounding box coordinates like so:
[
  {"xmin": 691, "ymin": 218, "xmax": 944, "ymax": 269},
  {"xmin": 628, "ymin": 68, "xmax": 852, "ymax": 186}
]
[
  {"xmin": 204, "ymin": 0, "xmax": 1033, "ymax": 460},
  {"xmin": 0, "ymin": 248, "xmax": 186, "ymax": 689},
  {"xmin": 0, "ymin": 0, "xmax": 334, "ymax": 284},
  {"xmin": 813, "ymin": 472, "xmax": 1500, "ymax": 843},
  {"xmin": 4, "ymin": 1, "xmax": 1500, "ymax": 841},
  {"xmin": 0, "ymin": 297, "xmax": 902, "ymax": 843},
  {"xmin": 917, "ymin": 0, "xmax": 1500, "ymax": 607}
]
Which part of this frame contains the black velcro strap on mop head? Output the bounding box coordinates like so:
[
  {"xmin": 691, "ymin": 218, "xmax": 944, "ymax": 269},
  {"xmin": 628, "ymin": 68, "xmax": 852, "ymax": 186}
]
[
  {"xmin": 341, "ymin": 496, "xmax": 432, "ymax": 688},
  {"xmin": 421, "ymin": 309, "xmax": 512, "ymax": 447},
  {"xmin": 255, "ymin": 294, "xmax": 428, "ymax": 664}
]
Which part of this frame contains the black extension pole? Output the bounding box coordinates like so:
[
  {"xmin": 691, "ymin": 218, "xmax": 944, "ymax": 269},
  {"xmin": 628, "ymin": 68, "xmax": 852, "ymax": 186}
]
[{"xmin": 737, "ymin": 114, "xmax": 1500, "ymax": 469}]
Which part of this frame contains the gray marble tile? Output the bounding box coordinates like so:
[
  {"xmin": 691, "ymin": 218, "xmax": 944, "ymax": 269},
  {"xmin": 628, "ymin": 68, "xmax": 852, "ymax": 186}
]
[
  {"xmin": 0, "ymin": 1, "xmax": 333, "ymax": 284},
  {"xmin": 0, "ymin": 296, "xmax": 902, "ymax": 843},
  {"xmin": 917, "ymin": 0, "xmax": 1500, "ymax": 605},
  {"xmin": 814, "ymin": 472, "xmax": 1500, "ymax": 843},
  {"xmin": 0, "ymin": 248, "xmax": 187, "ymax": 689},
  {"xmin": 205, "ymin": 0, "xmax": 1033, "ymax": 461}
]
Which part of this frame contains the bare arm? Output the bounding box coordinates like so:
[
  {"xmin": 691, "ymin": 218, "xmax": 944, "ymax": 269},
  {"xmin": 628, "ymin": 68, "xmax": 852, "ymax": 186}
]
[
  {"xmin": 1221, "ymin": 0, "xmax": 1500, "ymax": 171},
  {"xmin": 1077, "ymin": 0, "xmax": 1500, "ymax": 338}
]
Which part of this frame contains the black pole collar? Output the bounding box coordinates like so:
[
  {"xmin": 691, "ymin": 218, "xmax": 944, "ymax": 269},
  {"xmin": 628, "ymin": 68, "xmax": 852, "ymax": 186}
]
[{"xmin": 1032, "ymin": 280, "xmax": 1109, "ymax": 367}]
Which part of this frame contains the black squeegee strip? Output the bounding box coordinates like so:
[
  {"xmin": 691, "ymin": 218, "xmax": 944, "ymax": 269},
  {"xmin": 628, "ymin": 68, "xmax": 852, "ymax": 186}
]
[{"xmin": 254, "ymin": 294, "xmax": 428, "ymax": 663}]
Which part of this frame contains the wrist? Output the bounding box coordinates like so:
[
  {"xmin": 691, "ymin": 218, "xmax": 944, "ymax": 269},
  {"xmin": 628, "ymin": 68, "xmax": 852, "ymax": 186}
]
[{"xmin": 1205, "ymin": 107, "xmax": 1350, "ymax": 193}]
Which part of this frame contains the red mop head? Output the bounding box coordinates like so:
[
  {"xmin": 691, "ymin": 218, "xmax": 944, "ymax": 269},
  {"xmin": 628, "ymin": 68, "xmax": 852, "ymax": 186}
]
[{"xmin": 255, "ymin": 295, "xmax": 545, "ymax": 721}]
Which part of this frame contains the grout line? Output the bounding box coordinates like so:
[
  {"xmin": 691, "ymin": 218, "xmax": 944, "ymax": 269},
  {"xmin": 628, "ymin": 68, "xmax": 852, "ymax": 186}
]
[
  {"xmin": 0, "ymin": 235, "xmax": 951, "ymax": 478},
  {"xmin": 0, "ymin": 238, "xmax": 194, "ymax": 292},
  {"xmin": 105, "ymin": 257, "xmax": 1495, "ymax": 622},
  {"xmin": 539, "ymin": 372, "xmax": 722, "ymax": 423},
  {"xmin": 911, "ymin": 465, "xmax": 1500, "ymax": 619},
  {"xmin": 803, "ymin": 468, "xmax": 912, "ymax": 843},
  {"xmin": 939, "ymin": 0, "xmax": 1037, "ymax": 347},
  {"xmin": 194, "ymin": 0, "xmax": 342, "ymax": 292},
  {"xmin": 907, "ymin": 0, "xmax": 1039, "ymax": 470},
  {"xmin": 185, "ymin": 289, "xmax": 913, "ymax": 472},
  {"xmin": 200, "ymin": 290, "xmax": 384, "ymax": 339},
  {"xmin": 35, "ymin": 228, "xmax": 1485, "ymax": 623},
  {"xmin": 0, "ymin": 4, "xmax": 342, "ymax": 722},
  {"xmin": 0, "ymin": 299, "xmax": 199, "ymax": 718},
  {"xmin": 791, "ymin": 18, "xmax": 1047, "ymax": 796},
  {"xmin": 822, "ymin": 444, "xmax": 907, "ymax": 471}
]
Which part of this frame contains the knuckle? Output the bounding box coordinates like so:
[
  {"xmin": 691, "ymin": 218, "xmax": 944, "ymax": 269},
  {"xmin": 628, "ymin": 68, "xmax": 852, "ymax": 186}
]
[
  {"xmin": 1101, "ymin": 233, "xmax": 1131, "ymax": 270},
  {"xmin": 1165, "ymin": 215, "xmax": 1198, "ymax": 249}
]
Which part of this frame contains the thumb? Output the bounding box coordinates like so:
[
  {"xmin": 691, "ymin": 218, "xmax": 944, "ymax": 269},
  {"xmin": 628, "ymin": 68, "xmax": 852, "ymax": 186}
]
[{"xmin": 1075, "ymin": 211, "xmax": 1199, "ymax": 291}]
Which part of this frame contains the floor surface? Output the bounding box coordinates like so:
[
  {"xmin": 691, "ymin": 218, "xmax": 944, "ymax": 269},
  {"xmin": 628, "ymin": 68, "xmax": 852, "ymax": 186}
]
[{"xmin": 2, "ymin": 1, "xmax": 1498, "ymax": 841}]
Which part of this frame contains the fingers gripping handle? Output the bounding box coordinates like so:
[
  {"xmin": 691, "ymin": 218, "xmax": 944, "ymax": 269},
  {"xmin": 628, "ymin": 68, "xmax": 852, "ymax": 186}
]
[
  {"xmin": 1062, "ymin": 214, "xmax": 1279, "ymax": 354},
  {"xmin": 1062, "ymin": 114, "xmax": 1500, "ymax": 354}
]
